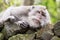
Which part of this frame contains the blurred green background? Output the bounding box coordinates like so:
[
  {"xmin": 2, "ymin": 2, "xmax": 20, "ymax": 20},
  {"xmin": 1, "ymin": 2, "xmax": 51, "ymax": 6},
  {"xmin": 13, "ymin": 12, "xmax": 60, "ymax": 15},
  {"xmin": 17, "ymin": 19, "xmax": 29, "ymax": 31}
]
[{"xmin": 0, "ymin": 0, "xmax": 60, "ymax": 24}]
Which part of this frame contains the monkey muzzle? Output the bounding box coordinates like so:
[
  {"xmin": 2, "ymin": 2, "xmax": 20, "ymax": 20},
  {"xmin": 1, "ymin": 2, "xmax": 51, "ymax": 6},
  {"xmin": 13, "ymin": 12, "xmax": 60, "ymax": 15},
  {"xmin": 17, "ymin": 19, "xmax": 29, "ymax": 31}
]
[{"xmin": 32, "ymin": 18, "xmax": 40, "ymax": 24}]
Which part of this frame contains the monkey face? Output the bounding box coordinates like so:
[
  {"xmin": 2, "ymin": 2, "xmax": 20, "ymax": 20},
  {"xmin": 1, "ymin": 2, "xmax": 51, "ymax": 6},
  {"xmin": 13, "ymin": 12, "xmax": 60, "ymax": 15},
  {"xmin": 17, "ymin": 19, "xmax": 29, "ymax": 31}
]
[{"xmin": 28, "ymin": 6, "xmax": 50, "ymax": 28}]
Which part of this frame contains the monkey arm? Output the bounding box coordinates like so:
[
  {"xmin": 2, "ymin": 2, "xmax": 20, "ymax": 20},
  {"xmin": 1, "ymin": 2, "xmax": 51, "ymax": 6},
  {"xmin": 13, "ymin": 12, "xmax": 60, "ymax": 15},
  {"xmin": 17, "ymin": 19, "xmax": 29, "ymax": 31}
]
[
  {"xmin": 4, "ymin": 16, "xmax": 16, "ymax": 23},
  {"xmin": 0, "ymin": 16, "xmax": 16, "ymax": 28}
]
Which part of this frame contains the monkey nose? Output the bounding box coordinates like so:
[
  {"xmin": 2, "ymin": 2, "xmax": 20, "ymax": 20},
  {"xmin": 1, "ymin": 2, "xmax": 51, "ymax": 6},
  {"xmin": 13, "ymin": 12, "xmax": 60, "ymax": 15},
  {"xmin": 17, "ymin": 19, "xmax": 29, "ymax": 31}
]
[{"xmin": 36, "ymin": 16, "xmax": 42, "ymax": 20}]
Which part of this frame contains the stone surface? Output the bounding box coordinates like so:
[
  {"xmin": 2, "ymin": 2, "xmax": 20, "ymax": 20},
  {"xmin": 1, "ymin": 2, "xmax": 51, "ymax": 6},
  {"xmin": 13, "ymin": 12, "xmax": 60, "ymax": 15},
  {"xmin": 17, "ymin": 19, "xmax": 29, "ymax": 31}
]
[
  {"xmin": 53, "ymin": 21, "xmax": 60, "ymax": 36},
  {"xmin": 40, "ymin": 31, "xmax": 54, "ymax": 40},
  {"xmin": 51, "ymin": 36, "xmax": 60, "ymax": 40},
  {"xmin": 8, "ymin": 34, "xmax": 35, "ymax": 40},
  {"xmin": 1, "ymin": 21, "xmax": 38, "ymax": 40},
  {"xmin": 0, "ymin": 24, "xmax": 4, "ymax": 32},
  {"xmin": 0, "ymin": 33, "xmax": 4, "ymax": 40}
]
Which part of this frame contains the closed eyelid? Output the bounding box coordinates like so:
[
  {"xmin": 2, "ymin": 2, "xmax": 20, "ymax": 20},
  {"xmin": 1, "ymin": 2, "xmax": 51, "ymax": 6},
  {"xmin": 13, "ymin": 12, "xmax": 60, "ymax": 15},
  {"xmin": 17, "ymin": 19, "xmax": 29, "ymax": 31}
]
[
  {"xmin": 41, "ymin": 11, "xmax": 46, "ymax": 17},
  {"xmin": 36, "ymin": 11, "xmax": 40, "ymax": 13}
]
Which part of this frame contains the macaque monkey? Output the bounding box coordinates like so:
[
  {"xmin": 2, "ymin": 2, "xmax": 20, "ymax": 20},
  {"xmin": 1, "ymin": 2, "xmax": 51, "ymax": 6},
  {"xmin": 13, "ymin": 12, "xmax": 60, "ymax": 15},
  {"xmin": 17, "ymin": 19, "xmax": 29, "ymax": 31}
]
[{"xmin": 0, "ymin": 6, "xmax": 51, "ymax": 29}]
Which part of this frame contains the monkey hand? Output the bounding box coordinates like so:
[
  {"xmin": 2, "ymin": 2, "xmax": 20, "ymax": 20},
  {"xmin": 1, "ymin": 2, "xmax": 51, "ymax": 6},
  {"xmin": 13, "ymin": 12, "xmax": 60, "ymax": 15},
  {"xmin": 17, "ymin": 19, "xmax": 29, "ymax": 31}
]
[{"xmin": 14, "ymin": 21, "xmax": 29, "ymax": 29}]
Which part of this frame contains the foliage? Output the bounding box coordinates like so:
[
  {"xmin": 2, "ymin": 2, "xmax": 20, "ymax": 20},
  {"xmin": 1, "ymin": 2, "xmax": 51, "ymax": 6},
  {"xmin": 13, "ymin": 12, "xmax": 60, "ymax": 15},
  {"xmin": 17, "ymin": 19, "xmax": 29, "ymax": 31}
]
[{"xmin": 0, "ymin": 0, "xmax": 21, "ymax": 12}]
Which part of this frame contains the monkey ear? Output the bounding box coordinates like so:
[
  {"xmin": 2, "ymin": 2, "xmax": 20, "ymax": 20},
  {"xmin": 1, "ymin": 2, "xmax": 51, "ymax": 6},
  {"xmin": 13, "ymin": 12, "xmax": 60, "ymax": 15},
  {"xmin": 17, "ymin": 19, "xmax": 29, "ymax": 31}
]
[
  {"xmin": 32, "ymin": 6, "xmax": 35, "ymax": 9},
  {"xmin": 42, "ymin": 6, "xmax": 47, "ymax": 10},
  {"xmin": 28, "ymin": 6, "xmax": 35, "ymax": 12}
]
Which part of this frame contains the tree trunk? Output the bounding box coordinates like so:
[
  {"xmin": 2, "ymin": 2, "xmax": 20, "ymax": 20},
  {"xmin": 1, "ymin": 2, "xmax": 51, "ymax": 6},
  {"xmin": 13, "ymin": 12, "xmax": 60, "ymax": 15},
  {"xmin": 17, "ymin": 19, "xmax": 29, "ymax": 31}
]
[{"xmin": 23, "ymin": 0, "xmax": 34, "ymax": 6}]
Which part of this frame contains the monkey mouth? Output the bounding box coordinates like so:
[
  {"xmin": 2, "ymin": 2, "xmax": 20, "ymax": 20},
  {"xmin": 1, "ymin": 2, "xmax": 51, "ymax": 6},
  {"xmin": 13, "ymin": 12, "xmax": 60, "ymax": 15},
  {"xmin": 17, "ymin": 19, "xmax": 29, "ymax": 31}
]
[{"xmin": 33, "ymin": 18, "xmax": 40, "ymax": 24}]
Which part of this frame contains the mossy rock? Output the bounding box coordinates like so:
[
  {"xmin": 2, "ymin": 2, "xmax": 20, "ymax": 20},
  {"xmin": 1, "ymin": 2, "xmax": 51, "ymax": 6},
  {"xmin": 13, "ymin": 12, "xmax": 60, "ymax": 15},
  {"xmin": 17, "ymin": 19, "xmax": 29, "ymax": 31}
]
[
  {"xmin": 54, "ymin": 21, "xmax": 60, "ymax": 36},
  {"xmin": 51, "ymin": 36, "xmax": 60, "ymax": 40},
  {"xmin": 0, "ymin": 33, "xmax": 4, "ymax": 40},
  {"xmin": 8, "ymin": 34, "xmax": 35, "ymax": 40}
]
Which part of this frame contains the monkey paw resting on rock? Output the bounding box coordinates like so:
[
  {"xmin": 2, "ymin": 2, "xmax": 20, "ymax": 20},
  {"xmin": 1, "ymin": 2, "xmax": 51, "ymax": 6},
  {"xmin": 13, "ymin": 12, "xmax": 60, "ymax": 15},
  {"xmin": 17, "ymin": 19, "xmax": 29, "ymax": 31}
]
[{"xmin": 0, "ymin": 5, "xmax": 51, "ymax": 40}]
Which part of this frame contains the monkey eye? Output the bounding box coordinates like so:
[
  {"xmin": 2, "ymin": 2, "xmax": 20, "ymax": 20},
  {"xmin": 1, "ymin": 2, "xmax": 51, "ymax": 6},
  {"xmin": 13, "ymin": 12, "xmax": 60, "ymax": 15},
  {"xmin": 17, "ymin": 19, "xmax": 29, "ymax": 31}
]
[
  {"xmin": 41, "ymin": 12, "xmax": 46, "ymax": 17},
  {"xmin": 36, "ymin": 11, "xmax": 40, "ymax": 13}
]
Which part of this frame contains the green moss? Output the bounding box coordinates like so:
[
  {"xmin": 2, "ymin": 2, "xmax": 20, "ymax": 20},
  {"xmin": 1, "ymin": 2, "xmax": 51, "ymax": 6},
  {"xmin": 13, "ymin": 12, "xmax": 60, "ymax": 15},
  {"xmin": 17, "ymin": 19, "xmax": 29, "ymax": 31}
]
[{"xmin": 0, "ymin": 33, "xmax": 4, "ymax": 40}]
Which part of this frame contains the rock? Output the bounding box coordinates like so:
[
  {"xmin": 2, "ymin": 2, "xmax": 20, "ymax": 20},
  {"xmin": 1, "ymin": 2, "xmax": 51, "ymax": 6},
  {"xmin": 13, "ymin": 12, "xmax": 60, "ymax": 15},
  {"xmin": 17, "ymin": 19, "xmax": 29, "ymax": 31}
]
[
  {"xmin": 1, "ymin": 21, "xmax": 28, "ymax": 39},
  {"xmin": 53, "ymin": 21, "xmax": 60, "ymax": 37},
  {"xmin": 8, "ymin": 34, "xmax": 35, "ymax": 40},
  {"xmin": 0, "ymin": 33, "xmax": 4, "ymax": 40},
  {"xmin": 40, "ymin": 31, "xmax": 54, "ymax": 40},
  {"xmin": 32, "ymin": 23, "xmax": 54, "ymax": 40},
  {"xmin": 51, "ymin": 36, "xmax": 60, "ymax": 40},
  {"xmin": 0, "ymin": 24, "xmax": 4, "ymax": 32}
]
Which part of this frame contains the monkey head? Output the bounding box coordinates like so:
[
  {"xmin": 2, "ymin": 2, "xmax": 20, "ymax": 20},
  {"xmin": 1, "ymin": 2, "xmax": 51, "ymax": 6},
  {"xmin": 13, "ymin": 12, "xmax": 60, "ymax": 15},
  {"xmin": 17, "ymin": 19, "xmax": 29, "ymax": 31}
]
[{"xmin": 28, "ymin": 6, "xmax": 51, "ymax": 28}]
